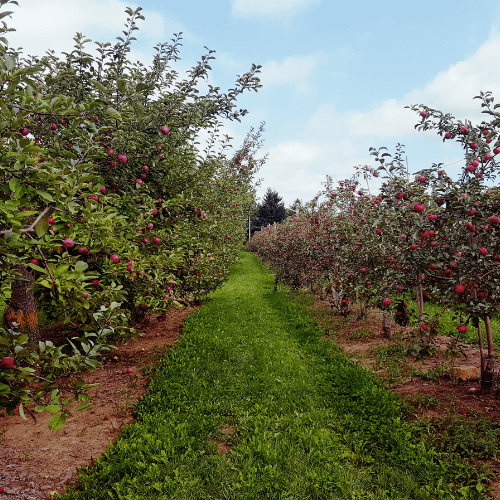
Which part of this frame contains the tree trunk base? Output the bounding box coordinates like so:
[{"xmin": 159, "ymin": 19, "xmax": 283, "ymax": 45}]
[
  {"xmin": 2, "ymin": 305, "xmax": 40, "ymax": 343},
  {"xmin": 481, "ymin": 355, "xmax": 495, "ymax": 392}
]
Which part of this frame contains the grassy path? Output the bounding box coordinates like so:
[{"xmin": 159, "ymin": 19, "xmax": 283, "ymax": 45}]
[{"xmin": 64, "ymin": 253, "xmax": 487, "ymax": 500}]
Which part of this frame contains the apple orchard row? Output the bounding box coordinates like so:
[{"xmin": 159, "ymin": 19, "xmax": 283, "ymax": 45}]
[
  {"xmin": 248, "ymin": 95, "xmax": 500, "ymax": 384},
  {"xmin": 0, "ymin": 4, "xmax": 265, "ymax": 425}
]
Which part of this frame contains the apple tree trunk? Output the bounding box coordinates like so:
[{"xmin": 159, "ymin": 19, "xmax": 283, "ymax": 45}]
[
  {"xmin": 481, "ymin": 316, "xmax": 495, "ymax": 391},
  {"xmin": 2, "ymin": 264, "xmax": 40, "ymax": 342}
]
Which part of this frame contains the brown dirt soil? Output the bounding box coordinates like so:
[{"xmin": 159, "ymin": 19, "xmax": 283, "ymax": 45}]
[{"xmin": 0, "ymin": 306, "xmax": 199, "ymax": 500}]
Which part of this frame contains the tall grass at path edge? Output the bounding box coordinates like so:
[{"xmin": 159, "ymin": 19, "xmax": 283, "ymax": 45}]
[{"xmin": 61, "ymin": 252, "xmax": 492, "ymax": 500}]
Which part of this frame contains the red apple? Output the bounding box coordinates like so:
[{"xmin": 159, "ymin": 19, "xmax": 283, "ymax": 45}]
[
  {"xmin": 83, "ymin": 293, "xmax": 89, "ymax": 298},
  {"xmin": 47, "ymin": 216, "xmax": 54, "ymax": 224},
  {"xmin": 483, "ymin": 129, "xmax": 490, "ymax": 135},
  {"xmin": 91, "ymin": 279, "xmax": 99, "ymax": 286},
  {"xmin": 50, "ymin": 122, "xmax": 57, "ymax": 130},
  {"xmin": 107, "ymin": 149, "xmax": 114, "ymax": 156},
  {"xmin": 143, "ymin": 165, "xmax": 149, "ymax": 172},
  {"xmin": 413, "ymin": 203, "xmax": 425, "ymax": 213},
  {"xmin": 470, "ymin": 142, "xmax": 478, "ymax": 149},
  {"xmin": 62, "ymin": 238, "xmax": 75, "ymax": 248},
  {"xmin": 375, "ymin": 228, "xmax": 382, "ymax": 235},
  {"xmin": 457, "ymin": 325, "xmax": 467, "ymax": 334},
  {"xmin": 147, "ymin": 223, "xmax": 154, "ymax": 230},
  {"xmin": 79, "ymin": 247, "xmax": 89, "ymax": 254},
  {"xmin": 410, "ymin": 244, "xmax": 418, "ymax": 250},
  {"xmin": 161, "ymin": 126, "xmax": 170, "ymax": 135},
  {"xmin": 418, "ymin": 175, "xmax": 425, "ymax": 182},
  {"xmin": 493, "ymin": 148, "xmax": 500, "ymax": 155},
  {"xmin": 1, "ymin": 357, "xmax": 14, "ymax": 369},
  {"xmin": 360, "ymin": 268, "xmax": 367, "ymax": 273},
  {"xmin": 420, "ymin": 323, "xmax": 428, "ymax": 331},
  {"xmin": 118, "ymin": 154, "xmax": 127, "ymax": 163},
  {"xmin": 382, "ymin": 298, "xmax": 392, "ymax": 307},
  {"xmin": 420, "ymin": 111, "xmax": 427, "ymax": 117},
  {"xmin": 100, "ymin": 185, "xmax": 106, "ymax": 193},
  {"xmin": 136, "ymin": 179, "xmax": 143, "ymax": 185},
  {"xmin": 110, "ymin": 254, "xmax": 120, "ymax": 263},
  {"xmin": 143, "ymin": 238, "xmax": 149, "ymax": 244},
  {"xmin": 479, "ymin": 247, "xmax": 488, "ymax": 255},
  {"xmin": 153, "ymin": 237, "xmax": 160, "ymax": 244},
  {"xmin": 460, "ymin": 126, "xmax": 469, "ymax": 134},
  {"xmin": 29, "ymin": 258, "xmax": 39, "ymax": 265},
  {"xmin": 455, "ymin": 284, "xmax": 465, "ymax": 294},
  {"xmin": 444, "ymin": 132, "xmax": 451, "ymax": 139},
  {"xmin": 489, "ymin": 215, "xmax": 500, "ymax": 225}
]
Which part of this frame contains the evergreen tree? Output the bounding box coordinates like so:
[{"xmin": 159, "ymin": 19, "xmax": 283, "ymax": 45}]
[
  {"xmin": 252, "ymin": 188, "xmax": 287, "ymax": 230},
  {"xmin": 287, "ymin": 198, "xmax": 303, "ymax": 216}
]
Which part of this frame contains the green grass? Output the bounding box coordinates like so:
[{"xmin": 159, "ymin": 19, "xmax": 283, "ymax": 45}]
[
  {"xmin": 59, "ymin": 252, "xmax": 491, "ymax": 499},
  {"xmin": 408, "ymin": 299, "xmax": 500, "ymax": 348}
]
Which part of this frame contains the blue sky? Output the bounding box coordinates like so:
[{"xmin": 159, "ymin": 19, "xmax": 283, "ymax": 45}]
[{"xmin": 6, "ymin": 0, "xmax": 500, "ymax": 205}]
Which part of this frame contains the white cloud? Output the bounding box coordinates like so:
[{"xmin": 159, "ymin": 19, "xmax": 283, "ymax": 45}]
[
  {"xmin": 338, "ymin": 30, "xmax": 500, "ymax": 140},
  {"xmin": 259, "ymin": 30, "xmax": 500, "ymax": 205},
  {"xmin": 231, "ymin": 0, "xmax": 319, "ymax": 18},
  {"xmin": 259, "ymin": 53, "xmax": 326, "ymax": 92},
  {"xmin": 6, "ymin": 0, "xmax": 195, "ymax": 62}
]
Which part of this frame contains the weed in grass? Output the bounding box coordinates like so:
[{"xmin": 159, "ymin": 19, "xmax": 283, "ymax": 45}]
[
  {"xmin": 412, "ymin": 363, "xmax": 451, "ymax": 380},
  {"xmin": 414, "ymin": 415, "xmax": 500, "ymax": 461},
  {"xmin": 406, "ymin": 393, "xmax": 442, "ymax": 411}
]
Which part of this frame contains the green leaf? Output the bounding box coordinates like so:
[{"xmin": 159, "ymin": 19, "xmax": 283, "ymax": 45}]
[
  {"xmin": 91, "ymin": 79, "xmax": 108, "ymax": 93},
  {"xmin": 8, "ymin": 177, "xmax": 20, "ymax": 192},
  {"xmin": 75, "ymin": 402, "xmax": 92, "ymax": 411},
  {"xmin": 34, "ymin": 405, "xmax": 45, "ymax": 412},
  {"xmin": 36, "ymin": 190, "xmax": 54, "ymax": 202},
  {"xmin": 28, "ymin": 263, "xmax": 47, "ymax": 274},
  {"xmin": 105, "ymin": 107, "xmax": 122, "ymax": 121},
  {"xmin": 74, "ymin": 260, "xmax": 88, "ymax": 272},
  {"xmin": 56, "ymin": 264, "xmax": 70, "ymax": 278},
  {"xmin": 4, "ymin": 54, "xmax": 15, "ymax": 71},
  {"xmin": 45, "ymin": 404, "xmax": 60, "ymax": 414},
  {"xmin": 14, "ymin": 66, "xmax": 43, "ymax": 77},
  {"xmin": 48, "ymin": 412, "xmax": 66, "ymax": 432},
  {"xmin": 116, "ymin": 79, "xmax": 127, "ymax": 93},
  {"xmin": 18, "ymin": 402, "xmax": 27, "ymax": 420},
  {"xmin": 35, "ymin": 218, "xmax": 49, "ymax": 238}
]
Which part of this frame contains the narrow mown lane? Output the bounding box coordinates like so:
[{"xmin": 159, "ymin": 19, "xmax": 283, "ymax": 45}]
[{"xmin": 64, "ymin": 253, "xmax": 487, "ymax": 500}]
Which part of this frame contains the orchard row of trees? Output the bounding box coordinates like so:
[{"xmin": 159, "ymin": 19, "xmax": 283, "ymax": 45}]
[
  {"xmin": 0, "ymin": 1, "xmax": 265, "ymax": 428},
  {"xmin": 247, "ymin": 93, "xmax": 500, "ymax": 390}
]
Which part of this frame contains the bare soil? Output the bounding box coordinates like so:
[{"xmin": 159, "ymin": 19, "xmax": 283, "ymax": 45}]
[{"xmin": 0, "ymin": 306, "xmax": 199, "ymax": 499}]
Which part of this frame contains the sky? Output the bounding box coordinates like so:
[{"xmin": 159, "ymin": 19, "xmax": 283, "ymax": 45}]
[{"xmin": 5, "ymin": 0, "xmax": 500, "ymax": 206}]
